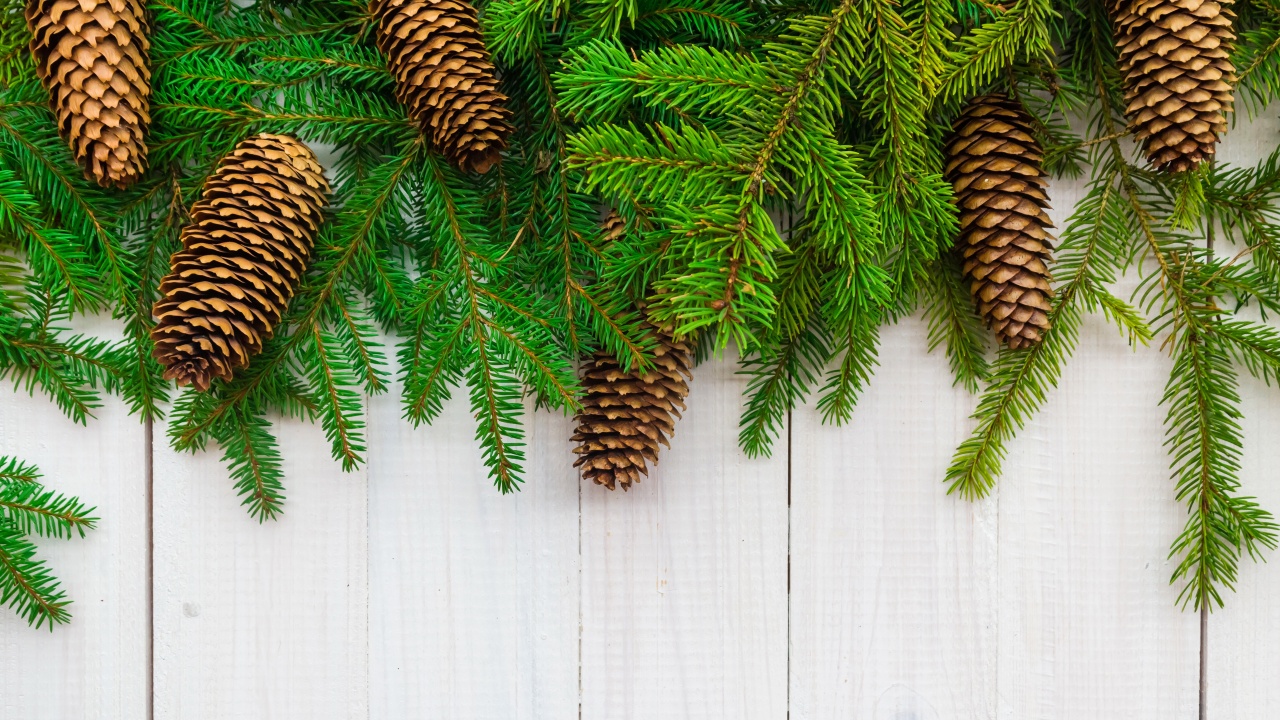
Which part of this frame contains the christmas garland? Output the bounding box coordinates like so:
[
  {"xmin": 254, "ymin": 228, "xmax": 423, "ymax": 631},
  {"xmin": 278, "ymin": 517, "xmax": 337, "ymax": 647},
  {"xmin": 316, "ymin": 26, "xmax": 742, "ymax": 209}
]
[{"xmin": 3, "ymin": 0, "xmax": 1280, "ymax": 625}]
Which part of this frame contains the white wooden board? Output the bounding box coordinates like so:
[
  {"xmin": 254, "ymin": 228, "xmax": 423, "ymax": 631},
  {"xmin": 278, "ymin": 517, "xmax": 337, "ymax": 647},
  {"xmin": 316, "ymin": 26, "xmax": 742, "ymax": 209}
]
[
  {"xmin": 0, "ymin": 319, "xmax": 149, "ymax": 720},
  {"xmin": 993, "ymin": 311, "xmax": 1198, "ymax": 718},
  {"xmin": 151, "ymin": 413, "xmax": 368, "ymax": 720},
  {"xmin": 579, "ymin": 351, "xmax": 789, "ymax": 720},
  {"xmin": 367, "ymin": 388, "xmax": 580, "ymax": 720},
  {"xmin": 0, "ymin": 395, "xmax": 148, "ymax": 720},
  {"xmin": 1205, "ymin": 114, "xmax": 1280, "ymax": 720},
  {"xmin": 789, "ymin": 319, "xmax": 998, "ymax": 720},
  {"xmin": 990, "ymin": 176, "xmax": 1200, "ymax": 718}
]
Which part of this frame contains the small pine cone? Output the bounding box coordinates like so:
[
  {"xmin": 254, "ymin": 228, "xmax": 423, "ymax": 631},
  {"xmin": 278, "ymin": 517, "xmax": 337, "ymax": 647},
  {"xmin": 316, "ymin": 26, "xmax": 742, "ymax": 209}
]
[
  {"xmin": 572, "ymin": 320, "xmax": 692, "ymax": 490},
  {"xmin": 374, "ymin": 0, "xmax": 514, "ymax": 174},
  {"xmin": 151, "ymin": 134, "xmax": 330, "ymax": 391},
  {"xmin": 1112, "ymin": 0, "xmax": 1235, "ymax": 173},
  {"xmin": 601, "ymin": 210, "xmax": 626, "ymax": 243},
  {"xmin": 944, "ymin": 94, "xmax": 1054, "ymax": 349},
  {"xmin": 27, "ymin": 0, "xmax": 151, "ymax": 188}
]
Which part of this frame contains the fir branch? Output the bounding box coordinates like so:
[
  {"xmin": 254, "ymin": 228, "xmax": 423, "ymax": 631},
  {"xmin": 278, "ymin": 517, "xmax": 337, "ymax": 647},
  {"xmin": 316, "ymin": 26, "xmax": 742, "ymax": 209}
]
[
  {"xmin": 738, "ymin": 322, "xmax": 828, "ymax": 457},
  {"xmin": 922, "ymin": 255, "xmax": 989, "ymax": 392},
  {"xmin": 0, "ymin": 456, "xmax": 93, "ymax": 627}
]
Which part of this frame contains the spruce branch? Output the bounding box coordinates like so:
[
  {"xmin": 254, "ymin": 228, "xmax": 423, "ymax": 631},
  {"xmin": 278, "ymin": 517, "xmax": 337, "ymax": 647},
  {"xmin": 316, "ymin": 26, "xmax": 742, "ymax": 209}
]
[{"xmin": 0, "ymin": 456, "xmax": 94, "ymax": 628}]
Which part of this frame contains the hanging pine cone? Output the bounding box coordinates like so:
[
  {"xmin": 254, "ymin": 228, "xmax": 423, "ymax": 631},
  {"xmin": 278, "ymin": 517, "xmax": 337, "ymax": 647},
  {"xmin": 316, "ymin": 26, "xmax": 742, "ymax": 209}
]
[
  {"xmin": 572, "ymin": 319, "xmax": 692, "ymax": 490},
  {"xmin": 151, "ymin": 134, "xmax": 330, "ymax": 391},
  {"xmin": 944, "ymin": 93, "xmax": 1054, "ymax": 349},
  {"xmin": 1111, "ymin": 0, "xmax": 1236, "ymax": 173},
  {"xmin": 373, "ymin": 0, "xmax": 514, "ymax": 174},
  {"xmin": 27, "ymin": 0, "xmax": 151, "ymax": 189}
]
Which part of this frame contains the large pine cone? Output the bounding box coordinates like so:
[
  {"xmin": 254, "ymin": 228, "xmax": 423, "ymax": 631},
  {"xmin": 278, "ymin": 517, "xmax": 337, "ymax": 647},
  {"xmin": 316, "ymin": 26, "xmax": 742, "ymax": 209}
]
[
  {"xmin": 374, "ymin": 0, "xmax": 513, "ymax": 174},
  {"xmin": 151, "ymin": 134, "xmax": 330, "ymax": 391},
  {"xmin": 1112, "ymin": 0, "xmax": 1235, "ymax": 173},
  {"xmin": 27, "ymin": 0, "xmax": 151, "ymax": 188},
  {"xmin": 944, "ymin": 94, "xmax": 1054, "ymax": 349},
  {"xmin": 572, "ymin": 321, "xmax": 692, "ymax": 490}
]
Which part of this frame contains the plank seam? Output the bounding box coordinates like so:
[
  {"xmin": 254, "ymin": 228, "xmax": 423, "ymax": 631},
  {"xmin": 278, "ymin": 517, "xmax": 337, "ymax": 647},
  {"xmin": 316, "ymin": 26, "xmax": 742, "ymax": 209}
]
[
  {"xmin": 786, "ymin": 407, "xmax": 792, "ymax": 720},
  {"xmin": 145, "ymin": 413, "xmax": 155, "ymax": 720},
  {"xmin": 578, "ymin": 457, "xmax": 584, "ymax": 720}
]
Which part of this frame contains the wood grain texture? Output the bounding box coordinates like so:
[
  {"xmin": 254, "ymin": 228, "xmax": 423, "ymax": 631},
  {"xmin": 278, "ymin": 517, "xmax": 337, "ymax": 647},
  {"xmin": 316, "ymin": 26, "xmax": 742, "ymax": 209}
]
[
  {"xmin": 0, "ymin": 333, "xmax": 149, "ymax": 720},
  {"xmin": 992, "ymin": 319, "xmax": 1198, "ymax": 717},
  {"xmin": 991, "ymin": 177, "xmax": 1199, "ymax": 719},
  {"xmin": 579, "ymin": 351, "xmax": 788, "ymax": 720},
  {"xmin": 367, "ymin": 388, "xmax": 580, "ymax": 719},
  {"xmin": 1207, "ymin": 370, "xmax": 1280, "ymax": 719},
  {"xmin": 151, "ymin": 415, "xmax": 368, "ymax": 720},
  {"xmin": 1204, "ymin": 112, "xmax": 1280, "ymax": 720},
  {"xmin": 789, "ymin": 320, "xmax": 998, "ymax": 720}
]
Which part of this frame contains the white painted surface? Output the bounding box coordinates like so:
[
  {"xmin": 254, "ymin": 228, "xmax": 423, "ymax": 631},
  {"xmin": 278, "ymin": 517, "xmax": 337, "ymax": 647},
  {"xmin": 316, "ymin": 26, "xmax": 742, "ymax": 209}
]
[
  {"xmin": 789, "ymin": 320, "xmax": 998, "ymax": 720},
  {"xmin": 152, "ymin": 415, "xmax": 369, "ymax": 720},
  {"xmin": 367, "ymin": 389, "xmax": 580, "ymax": 719},
  {"xmin": 0, "ymin": 383, "xmax": 149, "ymax": 720},
  {"xmin": 579, "ymin": 352, "xmax": 788, "ymax": 720},
  {"xmin": 13, "ymin": 124, "xmax": 1280, "ymax": 719},
  {"xmin": 1204, "ymin": 114, "xmax": 1280, "ymax": 720}
]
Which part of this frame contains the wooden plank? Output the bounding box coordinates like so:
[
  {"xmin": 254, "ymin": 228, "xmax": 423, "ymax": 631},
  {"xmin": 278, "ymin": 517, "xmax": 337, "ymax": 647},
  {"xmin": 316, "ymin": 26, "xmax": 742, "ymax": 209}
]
[
  {"xmin": 992, "ymin": 311, "xmax": 1198, "ymax": 718},
  {"xmin": 0, "ymin": 360, "xmax": 150, "ymax": 720},
  {"xmin": 151, "ymin": 415, "xmax": 369, "ymax": 719},
  {"xmin": 579, "ymin": 352, "xmax": 789, "ymax": 720},
  {"xmin": 1206, "ymin": 370, "xmax": 1280, "ymax": 719},
  {"xmin": 788, "ymin": 319, "xmax": 998, "ymax": 720},
  {"xmin": 366, "ymin": 389, "xmax": 580, "ymax": 719},
  {"xmin": 1205, "ymin": 116, "xmax": 1280, "ymax": 720}
]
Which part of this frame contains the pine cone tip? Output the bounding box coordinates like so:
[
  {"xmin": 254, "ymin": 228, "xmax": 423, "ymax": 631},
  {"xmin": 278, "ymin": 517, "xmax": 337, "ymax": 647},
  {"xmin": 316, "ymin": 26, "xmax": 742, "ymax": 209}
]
[{"xmin": 572, "ymin": 322, "xmax": 692, "ymax": 490}]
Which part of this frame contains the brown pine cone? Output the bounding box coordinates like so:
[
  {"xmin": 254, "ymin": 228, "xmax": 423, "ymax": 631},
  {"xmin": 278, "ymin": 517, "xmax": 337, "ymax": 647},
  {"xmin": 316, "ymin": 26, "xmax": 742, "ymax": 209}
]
[
  {"xmin": 27, "ymin": 0, "xmax": 151, "ymax": 188},
  {"xmin": 601, "ymin": 210, "xmax": 626, "ymax": 243},
  {"xmin": 373, "ymin": 0, "xmax": 514, "ymax": 174},
  {"xmin": 151, "ymin": 134, "xmax": 330, "ymax": 391},
  {"xmin": 1112, "ymin": 0, "xmax": 1236, "ymax": 173},
  {"xmin": 944, "ymin": 93, "xmax": 1055, "ymax": 349},
  {"xmin": 572, "ymin": 320, "xmax": 692, "ymax": 490}
]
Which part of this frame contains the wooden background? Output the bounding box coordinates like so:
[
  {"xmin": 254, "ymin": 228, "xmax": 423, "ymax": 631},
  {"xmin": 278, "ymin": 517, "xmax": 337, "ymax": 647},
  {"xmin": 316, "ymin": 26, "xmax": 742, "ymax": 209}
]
[{"xmin": 3, "ymin": 120, "xmax": 1280, "ymax": 719}]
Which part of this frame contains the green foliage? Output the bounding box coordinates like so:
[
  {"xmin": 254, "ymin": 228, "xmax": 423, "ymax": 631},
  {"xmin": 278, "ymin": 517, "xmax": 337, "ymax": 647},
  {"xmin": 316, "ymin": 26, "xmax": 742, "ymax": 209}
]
[
  {"xmin": 0, "ymin": 456, "xmax": 96, "ymax": 628},
  {"xmin": 0, "ymin": 0, "xmax": 1279, "ymax": 615},
  {"xmin": 943, "ymin": 5, "xmax": 1280, "ymax": 609}
]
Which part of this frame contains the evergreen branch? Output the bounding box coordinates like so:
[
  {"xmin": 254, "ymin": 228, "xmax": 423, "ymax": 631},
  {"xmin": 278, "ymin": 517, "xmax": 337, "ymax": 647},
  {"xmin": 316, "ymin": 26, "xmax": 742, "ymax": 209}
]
[
  {"xmin": 947, "ymin": 161, "xmax": 1133, "ymax": 498},
  {"xmin": 923, "ymin": 255, "xmax": 989, "ymax": 392},
  {"xmin": 0, "ymin": 456, "xmax": 40, "ymax": 485},
  {"xmin": 738, "ymin": 322, "xmax": 828, "ymax": 457},
  {"xmin": 0, "ymin": 525, "xmax": 70, "ymax": 628},
  {"xmin": 935, "ymin": 0, "xmax": 1055, "ymax": 107},
  {"xmin": 1165, "ymin": 330, "xmax": 1279, "ymax": 609},
  {"xmin": 0, "ymin": 482, "xmax": 96, "ymax": 539}
]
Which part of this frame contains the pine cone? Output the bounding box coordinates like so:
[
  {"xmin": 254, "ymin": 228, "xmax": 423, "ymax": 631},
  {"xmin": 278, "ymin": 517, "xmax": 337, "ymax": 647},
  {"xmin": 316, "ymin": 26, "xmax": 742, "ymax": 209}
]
[
  {"xmin": 27, "ymin": 0, "xmax": 151, "ymax": 189},
  {"xmin": 1112, "ymin": 0, "xmax": 1235, "ymax": 173},
  {"xmin": 944, "ymin": 93, "xmax": 1054, "ymax": 349},
  {"xmin": 151, "ymin": 134, "xmax": 330, "ymax": 391},
  {"xmin": 601, "ymin": 210, "xmax": 626, "ymax": 243},
  {"xmin": 374, "ymin": 0, "xmax": 514, "ymax": 174},
  {"xmin": 572, "ymin": 320, "xmax": 692, "ymax": 490}
]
